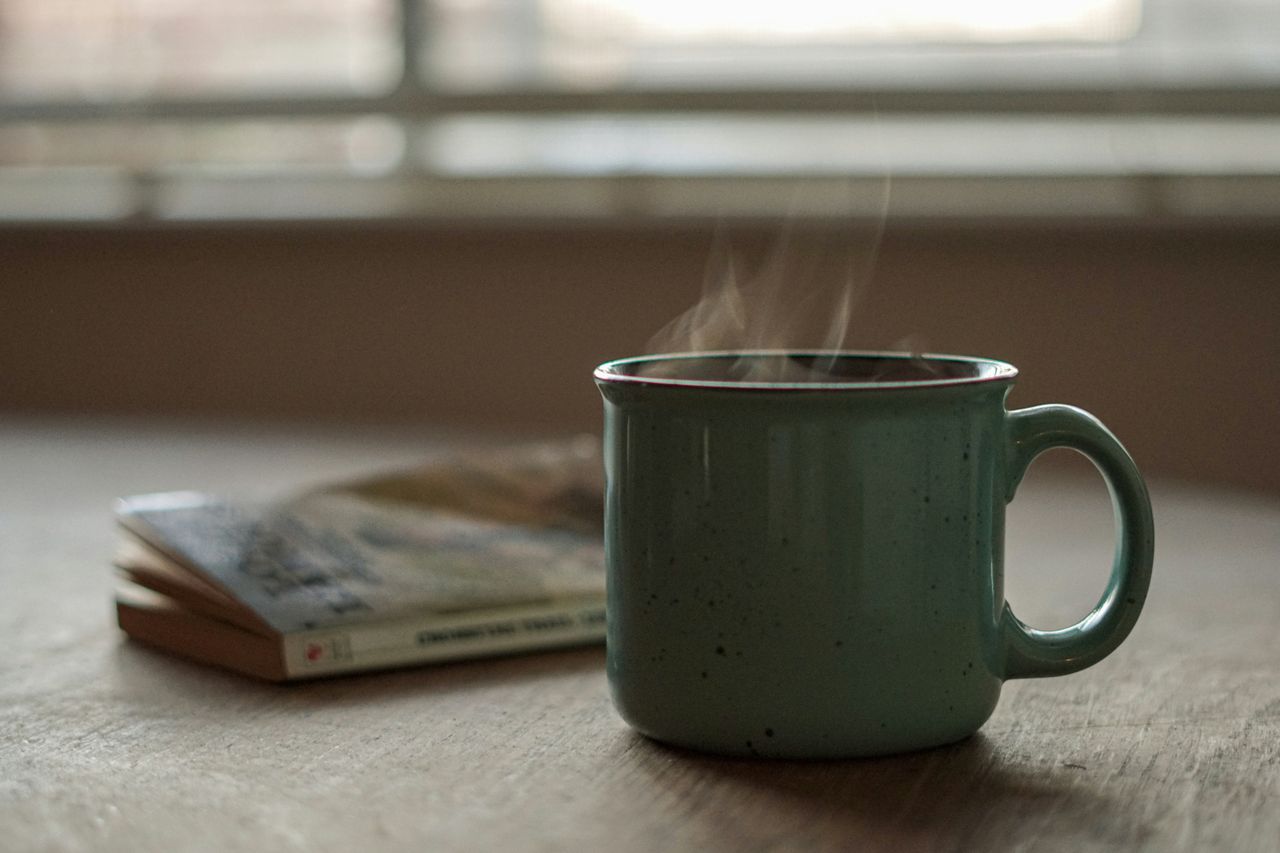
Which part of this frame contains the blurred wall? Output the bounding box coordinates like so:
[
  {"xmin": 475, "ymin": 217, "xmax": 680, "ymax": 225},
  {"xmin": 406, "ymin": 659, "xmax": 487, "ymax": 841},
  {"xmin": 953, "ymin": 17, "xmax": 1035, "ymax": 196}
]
[{"xmin": 1, "ymin": 222, "xmax": 1277, "ymax": 493}]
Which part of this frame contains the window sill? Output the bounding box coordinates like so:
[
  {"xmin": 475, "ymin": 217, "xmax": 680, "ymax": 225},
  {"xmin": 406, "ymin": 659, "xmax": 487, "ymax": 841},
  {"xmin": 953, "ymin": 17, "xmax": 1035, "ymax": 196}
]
[{"xmin": 2, "ymin": 169, "xmax": 1278, "ymax": 225}]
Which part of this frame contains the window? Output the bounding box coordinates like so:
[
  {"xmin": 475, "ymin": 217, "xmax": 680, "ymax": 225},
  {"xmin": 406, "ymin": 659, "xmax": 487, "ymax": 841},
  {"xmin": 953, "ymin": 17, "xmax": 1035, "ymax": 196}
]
[{"xmin": 1, "ymin": 0, "xmax": 1278, "ymax": 221}]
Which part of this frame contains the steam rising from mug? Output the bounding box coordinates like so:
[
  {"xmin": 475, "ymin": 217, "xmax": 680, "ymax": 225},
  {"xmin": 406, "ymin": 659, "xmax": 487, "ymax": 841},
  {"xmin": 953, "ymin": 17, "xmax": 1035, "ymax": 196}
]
[{"xmin": 642, "ymin": 180, "xmax": 896, "ymax": 383}]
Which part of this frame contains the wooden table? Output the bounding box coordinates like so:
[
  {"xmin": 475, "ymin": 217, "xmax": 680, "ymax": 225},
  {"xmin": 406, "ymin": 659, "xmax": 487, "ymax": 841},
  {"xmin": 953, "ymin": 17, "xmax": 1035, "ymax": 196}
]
[{"xmin": 2, "ymin": 419, "xmax": 1277, "ymax": 852}]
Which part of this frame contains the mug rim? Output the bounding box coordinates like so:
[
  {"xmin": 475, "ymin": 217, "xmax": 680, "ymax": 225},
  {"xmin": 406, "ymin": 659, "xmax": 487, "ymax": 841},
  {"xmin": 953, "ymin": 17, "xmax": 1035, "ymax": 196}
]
[{"xmin": 594, "ymin": 350, "xmax": 1018, "ymax": 391}]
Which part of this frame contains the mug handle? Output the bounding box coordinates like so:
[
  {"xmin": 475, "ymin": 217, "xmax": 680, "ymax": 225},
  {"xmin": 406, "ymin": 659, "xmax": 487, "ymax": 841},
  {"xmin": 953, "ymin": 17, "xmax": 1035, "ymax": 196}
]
[{"xmin": 999, "ymin": 405, "xmax": 1155, "ymax": 680}]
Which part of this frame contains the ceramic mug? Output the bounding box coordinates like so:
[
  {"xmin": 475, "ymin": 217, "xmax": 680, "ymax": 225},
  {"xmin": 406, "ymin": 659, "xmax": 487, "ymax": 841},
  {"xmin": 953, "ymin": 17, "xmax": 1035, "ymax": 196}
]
[{"xmin": 594, "ymin": 351, "xmax": 1154, "ymax": 759}]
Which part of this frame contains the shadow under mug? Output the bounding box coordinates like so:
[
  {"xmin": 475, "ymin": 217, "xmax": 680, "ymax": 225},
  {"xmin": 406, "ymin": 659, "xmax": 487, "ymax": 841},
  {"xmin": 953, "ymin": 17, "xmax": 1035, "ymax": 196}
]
[{"xmin": 594, "ymin": 351, "xmax": 1154, "ymax": 759}]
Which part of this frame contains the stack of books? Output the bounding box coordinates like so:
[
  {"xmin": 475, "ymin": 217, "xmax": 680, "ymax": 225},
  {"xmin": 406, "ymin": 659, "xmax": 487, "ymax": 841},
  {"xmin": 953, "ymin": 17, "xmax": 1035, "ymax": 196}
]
[{"xmin": 113, "ymin": 439, "xmax": 607, "ymax": 681}]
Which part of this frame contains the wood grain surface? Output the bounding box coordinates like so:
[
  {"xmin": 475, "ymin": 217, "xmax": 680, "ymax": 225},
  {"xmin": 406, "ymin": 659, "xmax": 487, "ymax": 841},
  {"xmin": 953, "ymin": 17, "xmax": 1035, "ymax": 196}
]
[{"xmin": 2, "ymin": 420, "xmax": 1277, "ymax": 852}]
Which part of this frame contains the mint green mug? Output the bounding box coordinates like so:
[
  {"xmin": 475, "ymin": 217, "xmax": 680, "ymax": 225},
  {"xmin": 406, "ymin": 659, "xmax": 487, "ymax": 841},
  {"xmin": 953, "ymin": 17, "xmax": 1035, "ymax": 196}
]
[{"xmin": 594, "ymin": 351, "xmax": 1153, "ymax": 759}]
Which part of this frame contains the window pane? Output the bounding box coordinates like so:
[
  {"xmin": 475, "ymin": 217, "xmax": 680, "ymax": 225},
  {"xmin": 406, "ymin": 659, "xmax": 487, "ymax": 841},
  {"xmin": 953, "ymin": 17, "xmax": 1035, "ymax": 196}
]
[
  {"xmin": 0, "ymin": 0, "xmax": 400, "ymax": 99},
  {"xmin": 0, "ymin": 119, "xmax": 405, "ymax": 171},
  {"xmin": 422, "ymin": 0, "xmax": 1280, "ymax": 91},
  {"xmin": 544, "ymin": 0, "xmax": 1140, "ymax": 44},
  {"xmin": 418, "ymin": 114, "xmax": 1280, "ymax": 177}
]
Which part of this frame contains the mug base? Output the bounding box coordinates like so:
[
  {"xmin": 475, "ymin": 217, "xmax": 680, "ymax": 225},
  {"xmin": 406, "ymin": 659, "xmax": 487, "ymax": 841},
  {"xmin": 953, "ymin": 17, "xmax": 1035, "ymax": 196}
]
[{"xmin": 627, "ymin": 722, "xmax": 983, "ymax": 761}]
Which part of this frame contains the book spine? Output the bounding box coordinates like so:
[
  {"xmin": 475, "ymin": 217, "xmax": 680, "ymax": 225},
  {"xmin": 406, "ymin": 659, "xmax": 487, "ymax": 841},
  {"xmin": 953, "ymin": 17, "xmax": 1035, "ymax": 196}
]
[{"xmin": 280, "ymin": 600, "xmax": 606, "ymax": 678}]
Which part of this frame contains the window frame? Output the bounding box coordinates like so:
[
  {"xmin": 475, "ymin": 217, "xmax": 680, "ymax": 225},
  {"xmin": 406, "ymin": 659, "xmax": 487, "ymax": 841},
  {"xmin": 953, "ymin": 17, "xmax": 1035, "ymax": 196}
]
[{"xmin": 2, "ymin": 0, "xmax": 1279, "ymax": 224}]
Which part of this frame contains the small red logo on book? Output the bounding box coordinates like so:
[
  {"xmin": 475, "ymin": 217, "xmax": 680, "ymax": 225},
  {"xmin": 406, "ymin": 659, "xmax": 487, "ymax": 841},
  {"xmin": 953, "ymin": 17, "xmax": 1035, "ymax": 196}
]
[{"xmin": 305, "ymin": 642, "xmax": 325, "ymax": 662}]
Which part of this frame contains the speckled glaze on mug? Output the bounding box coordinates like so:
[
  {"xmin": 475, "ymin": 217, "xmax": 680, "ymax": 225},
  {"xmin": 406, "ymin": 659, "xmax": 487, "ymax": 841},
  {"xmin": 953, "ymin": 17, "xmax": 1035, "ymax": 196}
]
[{"xmin": 594, "ymin": 351, "xmax": 1154, "ymax": 759}]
